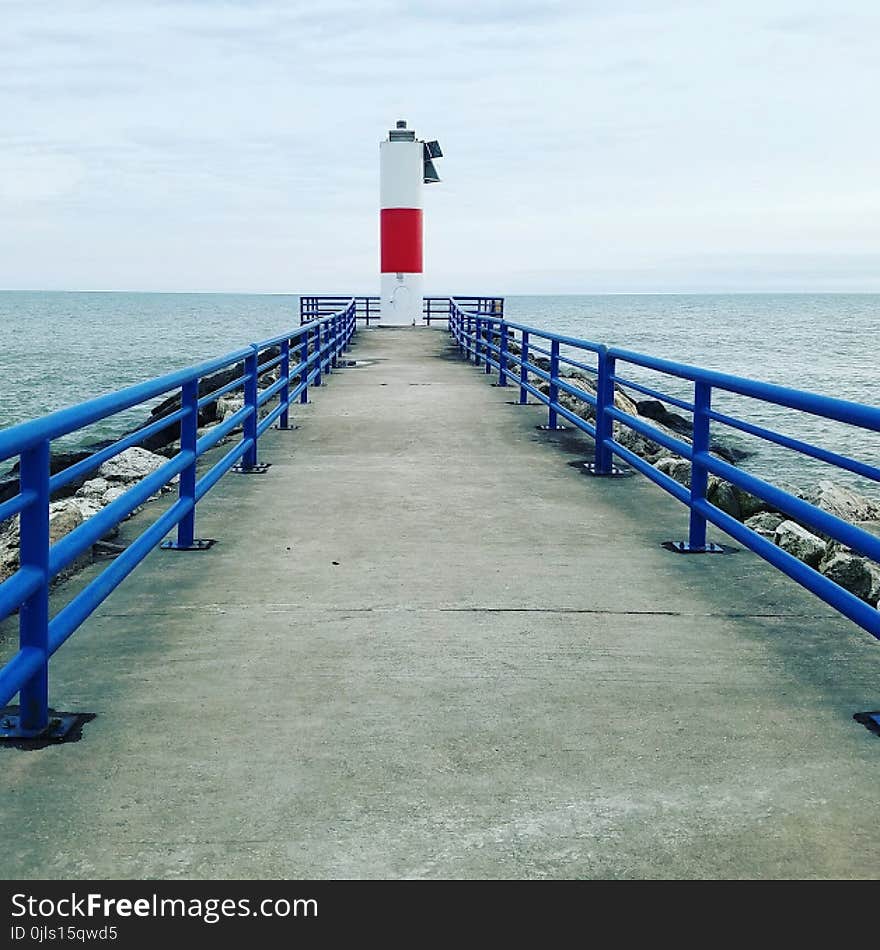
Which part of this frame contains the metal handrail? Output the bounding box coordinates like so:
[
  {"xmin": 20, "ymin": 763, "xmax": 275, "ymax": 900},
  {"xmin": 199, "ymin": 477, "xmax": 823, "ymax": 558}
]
[
  {"xmin": 300, "ymin": 295, "xmax": 504, "ymax": 326},
  {"xmin": 447, "ymin": 299, "xmax": 880, "ymax": 644},
  {"xmin": 0, "ymin": 300, "xmax": 357, "ymax": 736}
]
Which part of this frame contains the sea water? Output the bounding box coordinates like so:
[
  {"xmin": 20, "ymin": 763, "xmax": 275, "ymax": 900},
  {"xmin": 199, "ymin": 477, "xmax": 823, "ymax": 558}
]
[{"xmin": 1, "ymin": 291, "xmax": 878, "ymax": 494}]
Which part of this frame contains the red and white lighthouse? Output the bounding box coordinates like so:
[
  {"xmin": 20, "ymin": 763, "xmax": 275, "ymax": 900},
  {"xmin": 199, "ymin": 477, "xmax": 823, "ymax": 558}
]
[{"xmin": 379, "ymin": 120, "xmax": 441, "ymax": 326}]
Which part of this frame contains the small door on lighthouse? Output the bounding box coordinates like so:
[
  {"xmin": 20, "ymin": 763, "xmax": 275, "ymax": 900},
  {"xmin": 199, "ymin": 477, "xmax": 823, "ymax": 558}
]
[{"xmin": 391, "ymin": 284, "xmax": 412, "ymax": 325}]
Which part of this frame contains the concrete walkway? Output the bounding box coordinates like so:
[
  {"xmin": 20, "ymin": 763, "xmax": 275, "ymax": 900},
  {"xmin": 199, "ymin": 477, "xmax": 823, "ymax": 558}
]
[{"xmin": 3, "ymin": 327, "xmax": 880, "ymax": 879}]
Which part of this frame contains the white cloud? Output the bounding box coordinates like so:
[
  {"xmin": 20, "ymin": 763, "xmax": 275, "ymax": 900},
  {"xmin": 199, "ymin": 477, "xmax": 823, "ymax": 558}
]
[{"xmin": 0, "ymin": 0, "xmax": 878, "ymax": 291}]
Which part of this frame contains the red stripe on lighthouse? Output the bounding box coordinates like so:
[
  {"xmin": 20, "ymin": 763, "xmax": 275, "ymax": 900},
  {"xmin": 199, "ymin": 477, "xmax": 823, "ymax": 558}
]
[{"xmin": 380, "ymin": 208, "xmax": 423, "ymax": 273}]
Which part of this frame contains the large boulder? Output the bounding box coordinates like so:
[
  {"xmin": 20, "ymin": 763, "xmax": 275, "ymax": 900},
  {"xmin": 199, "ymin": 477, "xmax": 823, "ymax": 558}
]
[
  {"xmin": 0, "ymin": 501, "xmax": 89, "ymax": 586},
  {"xmin": 654, "ymin": 456, "xmax": 691, "ymax": 487},
  {"xmin": 745, "ymin": 511, "xmax": 785, "ymax": 541},
  {"xmin": 707, "ymin": 479, "xmax": 741, "ymax": 519},
  {"xmin": 818, "ymin": 549, "xmax": 874, "ymax": 601},
  {"xmin": 616, "ymin": 426, "xmax": 666, "ymax": 464},
  {"xmin": 636, "ymin": 400, "xmax": 691, "ymax": 435},
  {"xmin": 866, "ymin": 562, "xmax": 880, "ymax": 606},
  {"xmin": 99, "ymin": 447, "xmax": 171, "ymax": 486},
  {"xmin": 216, "ymin": 395, "xmax": 244, "ymax": 423},
  {"xmin": 613, "ymin": 387, "xmax": 640, "ymax": 419},
  {"xmin": 732, "ymin": 486, "xmax": 767, "ymax": 520},
  {"xmin": 801, "ymin": 479, "xmax": 880, "ymax": 525},
  {"xmin": 69, "ymin": 478, "xmax": 123, "ymax": 534},
  {"xmin": 48, "ymin": 502, "xmax": 83, "ymax": 545},
  {"xmin": 709, "ymin": 433, "xmax": 753, "ymax": 464},
  {"xmin": 564, "ymin": 370, "xmax": 597, "ymax": 395},
  {"xmin": 634, "ymin": 399, "xmax": 751, "ymax": 463},
  {"xmin": 775, "ymin": 520, "xmax": 826, "ymax": 567}
]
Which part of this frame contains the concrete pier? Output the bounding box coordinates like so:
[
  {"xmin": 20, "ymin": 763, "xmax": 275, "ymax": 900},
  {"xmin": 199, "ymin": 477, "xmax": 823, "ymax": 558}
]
[{"xmin": 3, "ymin": 327, "xmax": 880, "ymax": 879}]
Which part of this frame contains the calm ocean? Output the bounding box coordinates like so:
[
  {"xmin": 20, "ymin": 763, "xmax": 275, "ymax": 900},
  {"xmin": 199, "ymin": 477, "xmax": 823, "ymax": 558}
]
[{"xmin": 1, "ymin": 291, "xmax": 878, "ymax": 494}]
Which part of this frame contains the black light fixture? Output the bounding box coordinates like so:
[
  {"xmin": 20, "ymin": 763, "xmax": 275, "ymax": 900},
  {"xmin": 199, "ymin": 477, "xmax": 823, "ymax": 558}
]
[{"xmin": 423, "ymin": 141, "xmax": 442, "ymax": 184}]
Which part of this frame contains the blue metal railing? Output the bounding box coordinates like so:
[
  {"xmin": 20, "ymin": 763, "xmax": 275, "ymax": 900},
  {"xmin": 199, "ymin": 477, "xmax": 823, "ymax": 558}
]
[
  {"xmin": 300, "ymin": 295, "xmax": 504, "ymax": 326},
  {"xmin": 0, "ymin": 300, "xmax": 357, "ymax": 736},
  {"xmin": 448, "ymin": 298, "xmax": 880, "ymax": 644}
]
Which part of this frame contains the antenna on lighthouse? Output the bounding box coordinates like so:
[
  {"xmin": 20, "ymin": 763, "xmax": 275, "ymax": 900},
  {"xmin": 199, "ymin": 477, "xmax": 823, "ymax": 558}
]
[{"xmin": 379, "ymin": 120, "xmax": 443, "ymax": 327}]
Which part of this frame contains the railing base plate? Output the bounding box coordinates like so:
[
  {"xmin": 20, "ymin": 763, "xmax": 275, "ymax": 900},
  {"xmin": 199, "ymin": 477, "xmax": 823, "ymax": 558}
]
[
  {"xmin": 661, "ymin": 541, "xmax": 731, "ymax": 554},
  {"xmin": 536, "ymin": 425, "xmax": 567, "ymax": 431},
  {"xmin": 854, "ymin": 711, "xmax": 880, "ymax": 736},
  {"xmin": 582, "ymin": 462, "xmax": 630, "ymax": 478},
  {"xmin": 272, "ymin": 424, "xmax": 299, "ymax": 431},
  {"xmin": 507, "ymin": 400, "xmax": 541, "ymax": 406},
  {"xmin": 0, "ymin": 708, "xmax": 91, "ymax": 745},
  {"xmin": 232, "ymin": 462, "xmax": 272, "ymax": 474},
  {"xmin": 160, "ymin": 538, "xmax": 216, "ymax": 551}
]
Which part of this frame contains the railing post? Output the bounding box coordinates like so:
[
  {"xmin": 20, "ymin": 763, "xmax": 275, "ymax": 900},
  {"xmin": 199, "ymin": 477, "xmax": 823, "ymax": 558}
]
[
  {"xmin": 475, "ymin": 317, "xmax": 482, "ymax": 366},
  {"xmin": 178, "ymin": 380, "xmax": 198, "ymax": 545},
  {"xmin": 300, "ymin": 329, "xmax": 310, "ymax": 404},
  {"xmin": 18, "ymin": 439, "xmax": 50, "ymax": 733},
  {"xmin": 547, "ymin": 339, "xmax": 560, "ymax": 429},
  {"xmin": 592, "ymin": 348, "xmax": 615, "ymax": 474},
  {"xmin": 498, "ymin": 321, "xmax": 508, "ymax": 385},
  {"xmin": 519, "ymin": 330, "xmax": 529, "ymax": 404},
  {"xmin": 279, "ymin": 339, "xmax": 290, "ymax": 429},
  {"xmin": 331, "ymin": 316, "xmax": 339, "ymax": 368},
  {"xmin": 688, "ymin": 381, "xmax": 711, "ymax": 550},
  {"xmin": 315, "ymin": 324, "xmax": 323, "ymax": 387},
  {"xmin": 160, "ymin": 378, "xmax": 215, "ymax": 548},
  {"xmin": 243, "ymin": 345, "xmax": 259, "ymax": 469},
  {"xmin": 325, "ymin": 319, "xmax": 333, "ymax": 376},
  {"xmin": 485, "ymin": 320, "xmax": 493, "ymax": 374}
]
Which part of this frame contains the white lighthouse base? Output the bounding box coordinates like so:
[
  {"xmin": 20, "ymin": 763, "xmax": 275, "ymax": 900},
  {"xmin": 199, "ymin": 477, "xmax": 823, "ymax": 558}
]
[{"xmin": 380, "ymin": 273, "xmax": 423, "ymax": 326}]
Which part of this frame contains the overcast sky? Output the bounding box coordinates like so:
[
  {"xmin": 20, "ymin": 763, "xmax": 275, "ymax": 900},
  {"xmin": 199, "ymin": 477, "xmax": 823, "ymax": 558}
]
[{"xmin": 2, "ymin": 0, "xmax": 878, "ymax": 294}]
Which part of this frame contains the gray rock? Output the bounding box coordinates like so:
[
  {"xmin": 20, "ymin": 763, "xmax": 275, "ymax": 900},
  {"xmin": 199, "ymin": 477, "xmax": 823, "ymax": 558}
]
[
  {"xmin": 801, "ymin": 479, "xmax": 880, "ymax": 525},
  {"xmin": 708, "ymin": 480, "xmax": 741, "ymax": 519},
  {"xmin": 866, "ymin": 562, "xmax": 880, "ymax": 606},
  {"xmin": 745, "ymin": 512, "xmax": 785, "ymax": 541},
  {"xmin": 100, "ymin": 447, "xmax": 170, "ymax": 485},
  {"xmin": 636, "ymin": 400, "xmax": 691, "ymax": 436},
  {"xmin": 564, "ymin": 370, "xmax": 597, "ymax": 394},
  {"xmin": 613, "ymin": 387, "xmax": 640, "ymax": 419},
  {"xmin": 0, "ymin": 544, "xmax": 17, "ymax": 585},
  {"xmin": 617, "ymin": 427, "xmax": 665, "ymax": 464},
  {"xmin": 634, "ymin": 399, "xmax": 752, "ymax": 463},
  {"xmin": 732, "ymin": 486, "xmax": 767, "ymax": 520},
  {"xmin": 48, "ymin": 503, "xmax": 82, "ymax": 539},
  {"xmin": 217, "ymin": 394, "xmax": 244, "ymax": 422},
  {"xmin": 709, "ymin": 433, "xmax": 754, "ymax": 464},
  {"xmin": 818, "ymin": 550, "xmax": 874, "ymax": 601},
  {"xmin": 75, "ymin": 477, "xmax": 111, "ymax": 501},
  {"xmin": 1, "ymin": 502, "xmax": 90, "ymax": 585},
  {"xmin": 654, "ymin": 456, "xmax": 691, "ymax": 487},
  {"xmin": 775, "ymin": 520, "xmax": 826, "ymax": 567}
]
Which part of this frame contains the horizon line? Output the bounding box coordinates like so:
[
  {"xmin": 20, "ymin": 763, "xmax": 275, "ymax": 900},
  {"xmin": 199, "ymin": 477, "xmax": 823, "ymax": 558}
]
[{"xmin": 3, "ymin": 288, "xmax": 880, "ymax": 297}]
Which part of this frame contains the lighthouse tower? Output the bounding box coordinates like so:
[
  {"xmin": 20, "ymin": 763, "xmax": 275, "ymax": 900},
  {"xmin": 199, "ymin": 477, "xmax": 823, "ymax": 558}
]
[{"xmin": 379, "ymin": 120, "xmax": 442, "ymax": 326}]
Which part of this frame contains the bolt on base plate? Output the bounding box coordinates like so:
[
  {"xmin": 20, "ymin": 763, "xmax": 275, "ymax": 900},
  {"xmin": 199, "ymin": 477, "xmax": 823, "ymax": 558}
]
[
  {"xmin": 232, "ymin": 462, "xmax": 272, "ymax": 474},
  {"xmin": 582, "ymin": 462, "xmax": 630, "ymax": 478},
  {"xmin": 0, "ymin": 708, "xmax": 86, "ymax": 744},
  {"xmin": 661, "ymin": 541, "xmax": 732, "ymax": 554},
  {"xmin": 160, "ymin": 538, "xmax": 216, "ymax": 551}
]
